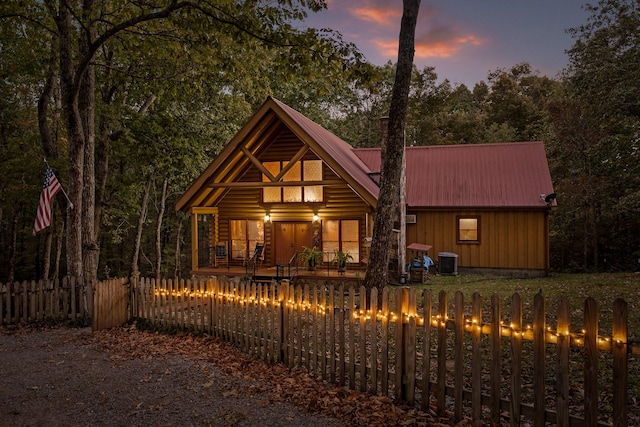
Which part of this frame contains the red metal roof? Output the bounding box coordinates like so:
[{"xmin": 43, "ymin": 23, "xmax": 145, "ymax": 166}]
[
  {"xmin": 353, "ymin": 142, "xmax": 555, "ymax": 209},
  {"xmin": 269, "ymin": 98, "xmax": 380, "ymax": 201}
]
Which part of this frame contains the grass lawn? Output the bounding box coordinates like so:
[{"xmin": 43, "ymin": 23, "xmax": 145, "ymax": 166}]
[{"xmin": 413, "ymin": 272, "xmax": 640, "ymax": 338}]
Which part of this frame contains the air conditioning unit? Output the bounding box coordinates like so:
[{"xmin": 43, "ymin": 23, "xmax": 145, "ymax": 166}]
[
  {"xmin": 406, "ymin": 214, "xmax": 417, "ymax": 224},
  {"xmin": 439, "ymin": 252, "xmax": 459, "ymax": 275}
]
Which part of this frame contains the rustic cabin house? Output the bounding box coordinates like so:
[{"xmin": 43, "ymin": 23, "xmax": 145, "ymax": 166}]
[{"xmin": 176, "ymin": 97, "xmax": 556, "ymax": 277}]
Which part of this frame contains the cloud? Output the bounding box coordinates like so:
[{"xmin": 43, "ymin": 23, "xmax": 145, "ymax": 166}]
[
  {"xmin": 321, "ymin": 1, "xmax": 486, "ymax": 63},
  {"xmin": 372, "ymin": 13, "xmax": 486, "ymax": 60},
  {"xmin": 415, "ymin": 28, "xmax": 485, "ymax": 58},
  {"xmin": 348, "ymin": 1, "xmax": 401, "ymax": 26}
]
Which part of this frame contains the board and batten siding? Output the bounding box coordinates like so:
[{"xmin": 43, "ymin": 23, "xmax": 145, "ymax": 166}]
[{"xmin": 407, "ymin": 210, "xmax": 548, "ymax": 271}]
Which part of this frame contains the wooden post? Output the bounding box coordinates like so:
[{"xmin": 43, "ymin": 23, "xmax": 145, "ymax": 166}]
[
  {"xmin": 421, "ymin": 289, "xmax": 432, "ymax": 408},
  {"xmin": 405, "ymin": 287, "xmax": 416, "ymax": 404},
  {"xmin": 471, "ymin": 293, "xmax": 482, "ymax": 424},
  {"xmin": 533, "ymin": 292, "xmax": 546, "ymax": 427},
  {"xmin": 348, "ymin": 286, "xmax": 356, "ymax": 388},
  {"xmin": 454, "ymin": 291, "xmax": 464, "ymax": 421},
  {"xmin": 369, "ymin": 287, "xmax": 379, "ymax": 395},
  {"xmin": 437, "ymin": 290, "xmax": 447, "ymax": 415},
  {"xmin": 337, "ymin": 283, "xmax": 345, "ymax": 386},
  {"xmin": 395, "ymin": 287, "xmax": 408, "ymax": 400},
  {"xmin": 612, "ymin": 298, "xmax": 628, "ymax": 427},
  {"xmin": 584, "ymin": 297, "xmax": 598, "ymax": 427},
  {"xmin": 557, "ymin": 298, "xmax": 570, "ymax": 427},
  {"xmin": 510, "ymin": 293, "xmax": 523, "ymax": 427},
  {"xmin": 381, "ymin": 287, "xmax": 390, "ymax": 395},
  {"xmin": 328, "ymin": 284, "xmax": 335, "ymax": 381},
  {"xmin": 490, "ymin": 293, "xmax": 501, "ymax": 425}
]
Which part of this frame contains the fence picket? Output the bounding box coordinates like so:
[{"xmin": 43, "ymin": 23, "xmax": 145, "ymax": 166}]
[
  {"xmin": 296, "ymin": 283, "xmax": 303, "ymax": 365},
  {"xmin": 612, "ymin": 298, "xmax": 628, "ymax": 427},
  {"xmin": 510, "ymin": 293, "xmax": 523, "ymax": 427},
  {"xmin": 405, "ymin": 288, "xmax": 416, "ymax": 404},
  {"xmin": 584, "ymin": 297, "xmax": 599, "ymax": 427},
  {"xmin": 471, "ymin": 292, "xmax": 482, "ymax": 422},
  {"xmin": 310, "ymin": 283, "xmax": 318, "ymax": 370},
  {"xmin": 421, "ymin": 289, "xmax": 432, "ymax": 408},
  {"xmin": 369, "ymin": 287, "xmax": 379, "ymax": 395},
  {"xmin": 359, "ymin": 285, "xmax": 368, "ymax": 393},
  {"xmin": 328, "ymin": 284, "xmax": 336, "ymax": 382},
  {"xmin": 437, "ymin": 290, "xmax": 447, "ymax": 415},
  {"xmin": 2, "ymin": 277, "xmax": 635, "ymax": 427},
  {"xmin": 338, "ymin": 284, "xmax": 346, "ymax": 386},
  {"xmin": 348, "ymin": 286, "xmax": 356, "ymax": 388},
  {"xmin": 533, "ymin": 292, "xmax": 546, "ymax": 427},
  {"xmin": 454, "ymin": 291, "xmax": 464, "ymax": 421},
  {"xmin": 396, "ymin": 287, "xmax": 407, "ymax": 400},
  {"xmin": 557, "ymin": 298, "xmax": 570, "ymax": 427},
  {"xmin": 381, "ymin": 287, "xmax": 390, "ymax": 396},
  {"xmin": 21, "ymin": 281, "xmax": 28, "ymax": 323},
  {"xmin": 490, "ymin": 293, "xmax": 501, "ymax": 425}
]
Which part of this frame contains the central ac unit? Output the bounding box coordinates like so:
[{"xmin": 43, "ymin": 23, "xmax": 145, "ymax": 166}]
[{"xmin": 406, "ymin": 214, "xmax": 417, "ymax": 224}]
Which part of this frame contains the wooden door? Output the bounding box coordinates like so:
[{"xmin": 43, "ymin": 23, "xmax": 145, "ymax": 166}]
[{"xmin": 274, "ymin": 222, "xmax": 313, "ymax": 264}]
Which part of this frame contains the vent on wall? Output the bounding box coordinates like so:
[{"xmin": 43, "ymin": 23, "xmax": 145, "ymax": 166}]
[{"xmin": 406, "ymin": 214, "xmax": 417, "ymax": 224}]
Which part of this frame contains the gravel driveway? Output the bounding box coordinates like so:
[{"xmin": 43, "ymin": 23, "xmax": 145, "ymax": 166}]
[{"xmin": 0, "ymin": 325, "xmax": 342, "ymax": 427}]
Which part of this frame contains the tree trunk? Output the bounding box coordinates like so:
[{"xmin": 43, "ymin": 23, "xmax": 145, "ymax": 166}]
[
  {"xmin": 54, "ymin": 0, "xmax": 85, "ymax": 282},
  {"xmin": 80, "ymin": 0, "xmax": 97, "ymax": 318},
  {"xmin": 53, "ymin": 231, "xmax": 63, "ymax": 280},
  {"xmin": 8, "ymin": 215, "xmax": 18, "ymax": 283},
  {"xmin": 131, "ymin": 175, "xmax": 153, "ymax": 278},
  {"xmin": 174, "ymin": 216, "xmax": 183, "ymax": 279},
  {"xmin": 364, "ymin": 0, "xmax": 420, "ymax": 293},
  {"xmin": 155, "ymin": 177, "xmax": 168, "ymax": 280},
  {"xmin": 43, "ymin": 231, "xmax": 53, "ymax": 281},
  {"xmin": 38, "ymin": 43, "xmax": 59, "ymax": 160}
]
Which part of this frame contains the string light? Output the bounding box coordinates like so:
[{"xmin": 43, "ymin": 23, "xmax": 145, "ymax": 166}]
[{"xmin": 150, "ymin": 287, "xmax": 624, "ymax": 348}]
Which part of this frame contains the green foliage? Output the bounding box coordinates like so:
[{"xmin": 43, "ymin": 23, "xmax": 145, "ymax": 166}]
[
  {"xmin": 332, "ymin": 250, "xmax": 353, "ymax": 269},
  {"xmin": 298, "ymin": 246, "xmax": 323, "ymax": 270},
  {"xmin": 3, "ymin": 0, "xmax": 640, "ymax": 281},
  {"xmin": 548, "ymin": 0, "xmax": 640, "ymax": 270}
]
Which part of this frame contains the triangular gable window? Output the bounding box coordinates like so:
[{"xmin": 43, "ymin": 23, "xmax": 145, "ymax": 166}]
[{"xmin": 262, "ymin": 160, "xmax": 323, "ymax": 203}]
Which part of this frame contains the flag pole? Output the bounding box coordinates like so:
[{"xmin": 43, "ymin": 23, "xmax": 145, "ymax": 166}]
[{"xmin": 43, "ymin": 158, "xmax": 74, "ymax": 209}]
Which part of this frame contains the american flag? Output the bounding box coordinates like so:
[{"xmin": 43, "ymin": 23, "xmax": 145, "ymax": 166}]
[{"xmin": 33, "ymin": 165, "xmax": 62, "ymax": 235}]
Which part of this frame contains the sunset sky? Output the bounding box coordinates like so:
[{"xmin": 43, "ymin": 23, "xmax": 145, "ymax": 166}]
[{"xmin": 303, "ymin": 1, "xmax": 591, "ymax": 87}]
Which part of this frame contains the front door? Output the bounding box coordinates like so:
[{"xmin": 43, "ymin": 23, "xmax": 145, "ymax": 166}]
[{"xmin": 274, "ymin": 222, "xmax": 314, "ymax": 265}]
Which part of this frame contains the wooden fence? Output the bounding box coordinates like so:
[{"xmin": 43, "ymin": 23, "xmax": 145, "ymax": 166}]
[
  {"xmin": 133, "ymin": 277, "xmax": 637, "ymax": 427},
  {"xmin": 92, "ymin": 278, "xmax": 130, "ymax": 331},
  {"xmin": 0, "ymin": 277, "xmax": 90, "ymax": 324}
]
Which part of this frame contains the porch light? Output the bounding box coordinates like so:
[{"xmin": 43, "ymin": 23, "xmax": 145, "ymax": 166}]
[
  {"xmin": 264, "ymin": 214, "xmax": 270, "ymax": 222},
  {"xmin": 313, "ymin": 214, "xmax": 319, "ymax": 222}
]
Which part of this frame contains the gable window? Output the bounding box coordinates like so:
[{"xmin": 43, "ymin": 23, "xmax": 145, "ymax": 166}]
[
  {"xmin": 262, "ymin": 160, "xmax": 323, "ymax": 203},
  {"xmin": 457, "ymin": 216, "xmax": 480, "ymax": 243},
  {"xmin": 322, "ymin": 219, "xmax": 360, "ymax": 263}
]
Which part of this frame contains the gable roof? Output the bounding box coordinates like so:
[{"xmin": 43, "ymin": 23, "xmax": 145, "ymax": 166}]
[
  {"xmin": 176, "ymin": 97, "xmax": 379, "ymax": 212},
  {"xmin": 353, "ymin": 142, "xmax": 555, "ymax": 209},
  {"xmin": 177, "ymin": 97, "xmax": 555, "ymax": 213}
]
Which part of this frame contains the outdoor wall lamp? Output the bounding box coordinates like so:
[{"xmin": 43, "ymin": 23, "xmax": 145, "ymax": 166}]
[
  {"xmin": 264, "ymin": 214, "xmax": 270, "ymax": 222},
  {"xmin": 313, "ymin": 214, "xmax": 319, "ymax": 222}
]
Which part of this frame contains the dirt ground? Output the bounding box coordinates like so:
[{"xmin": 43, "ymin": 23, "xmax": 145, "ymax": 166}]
[
  {"xmin": 0, "ymin": 325, "xmax": 343, "ymax": 427},
  {"xmin": 0, "ymin": 324, "xmax": 448, "ymax": 427}
]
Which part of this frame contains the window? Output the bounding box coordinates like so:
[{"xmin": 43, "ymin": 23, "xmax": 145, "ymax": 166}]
[
  {"xmin": 230, "ymin": 219, "xmax": 264, "ymax": 261},
  {"xmin": 262, "ymin": 160, "xmax": 323, "ymax": 203},
  {"xmin": 262, "ymin": 162, "xmax": 281, "ymax": 203},
  {"xmin": 322, "ymin": 219, "xmax": 360, "ymax": 263},
  {"xmin": 457, "ymin": 216, "xmax": 480, "ymax": 243}
]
